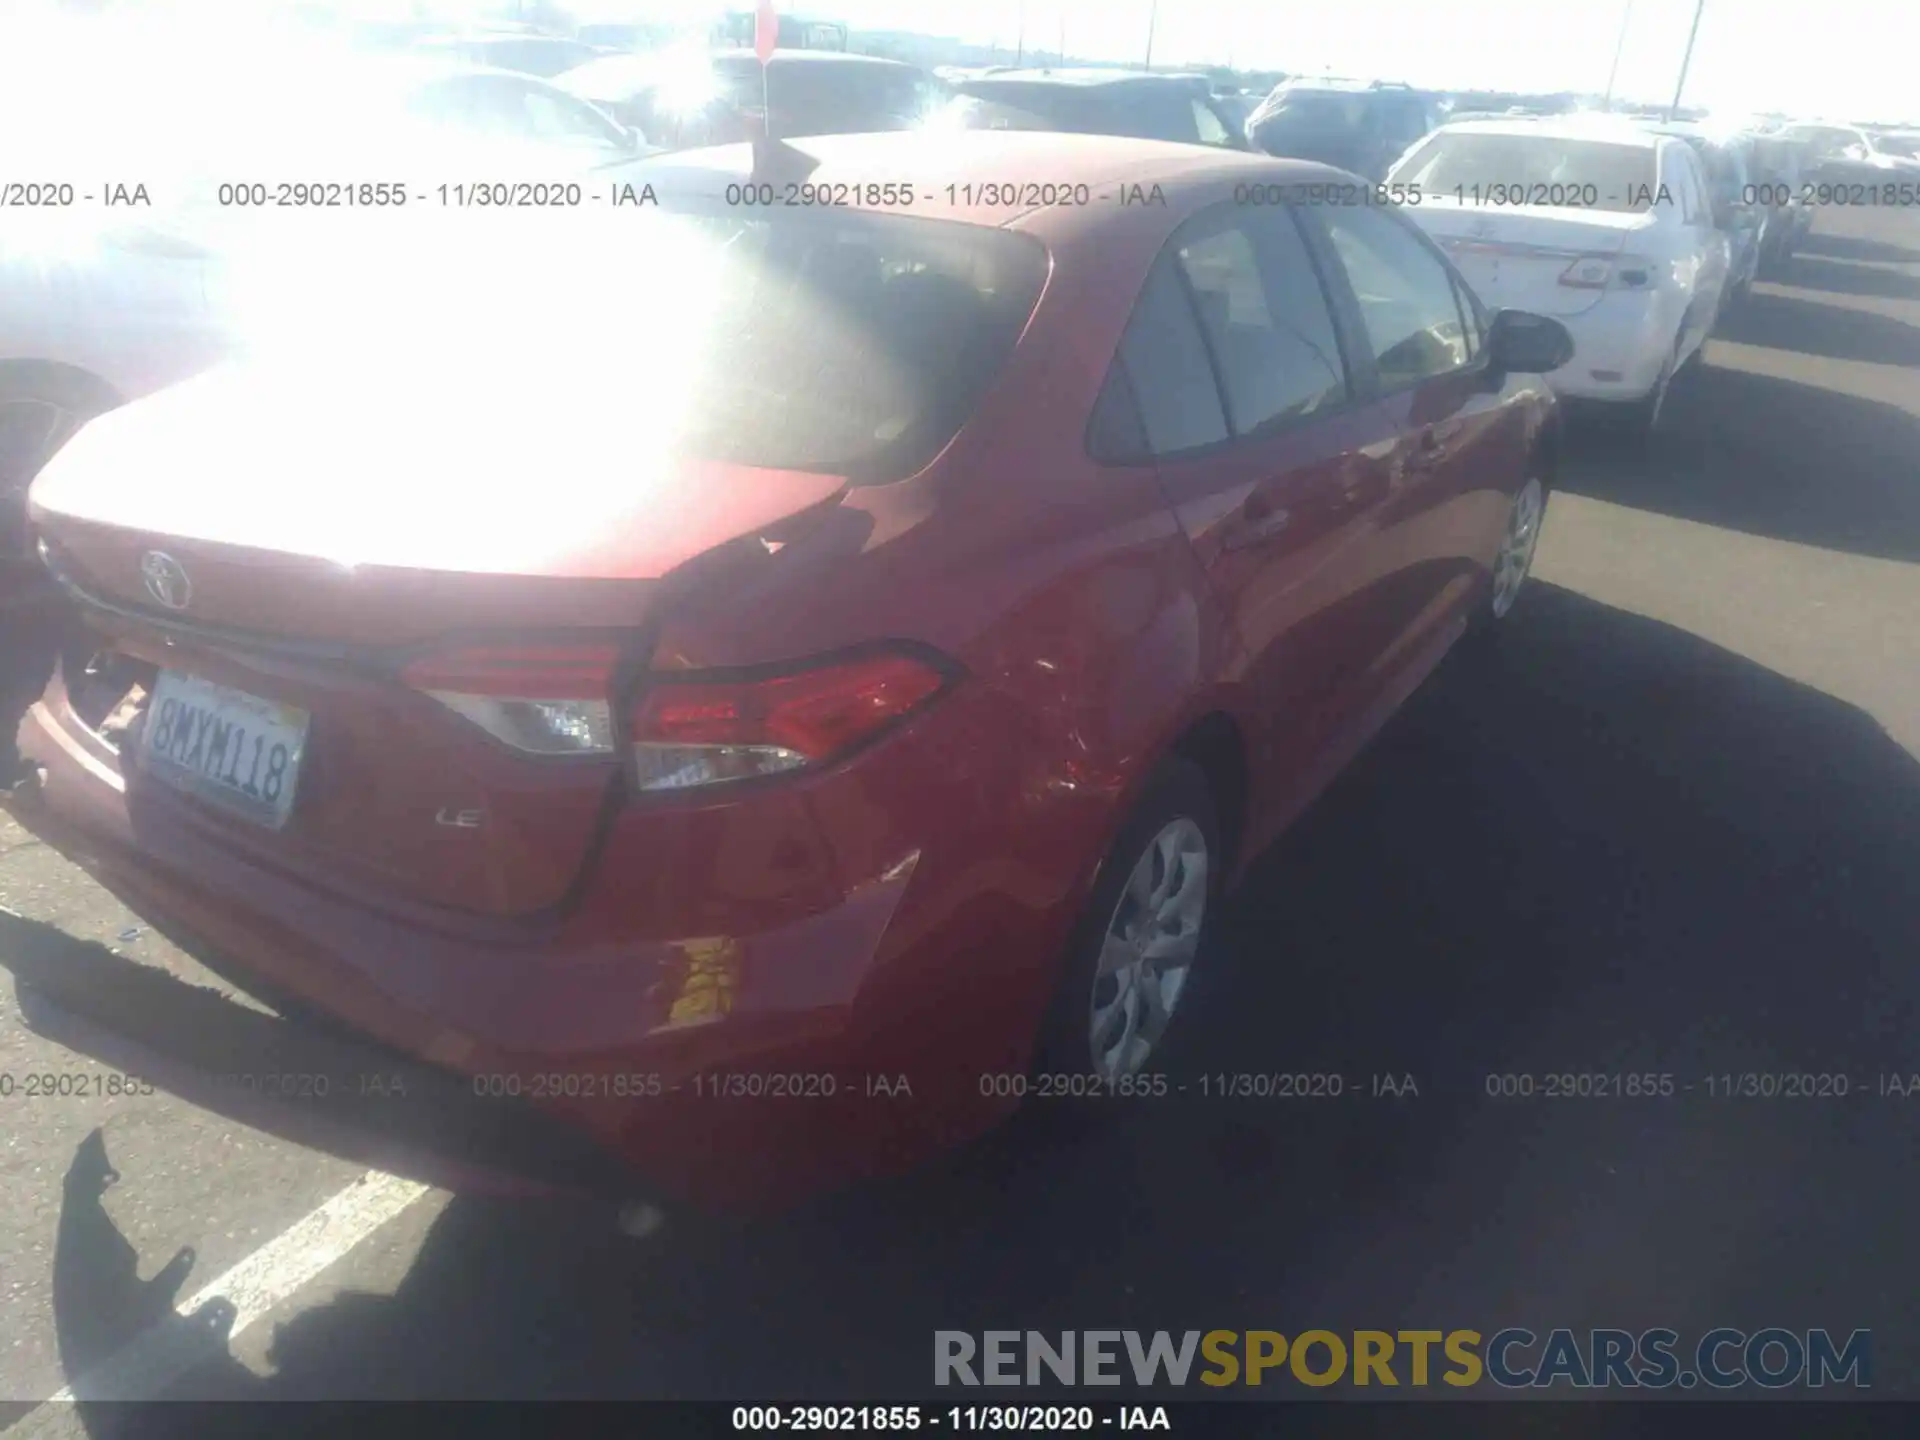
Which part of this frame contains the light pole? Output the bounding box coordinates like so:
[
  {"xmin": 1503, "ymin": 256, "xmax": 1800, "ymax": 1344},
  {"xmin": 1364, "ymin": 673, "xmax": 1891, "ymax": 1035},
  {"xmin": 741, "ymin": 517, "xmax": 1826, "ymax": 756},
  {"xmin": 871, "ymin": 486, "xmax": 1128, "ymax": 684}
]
[
  {"xmin": 1144, "ymin": 0, "xmax": 1157, "ymax": 70},
  {"xmin": 1015, "ymin": 0, "xmax": 1026, "ymax": 66},
  {"xmin": 1668, "ymin": 0, "xmax": 1706, "ymax": 121},
  {"xmin": 1602, "ymin": 0, "xmax": 1633, "ymax": 110}
]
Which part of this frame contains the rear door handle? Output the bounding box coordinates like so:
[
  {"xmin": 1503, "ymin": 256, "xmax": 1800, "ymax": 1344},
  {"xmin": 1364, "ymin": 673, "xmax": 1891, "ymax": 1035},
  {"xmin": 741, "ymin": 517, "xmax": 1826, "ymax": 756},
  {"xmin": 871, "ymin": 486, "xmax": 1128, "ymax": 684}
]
[
  {"xmin": 1405, "ymin": 423, "xmax": 1461, "ymax": 473},
  {"xmin": 1222, "ymin": 493, "xmax": 1292, "ymax": 551}
]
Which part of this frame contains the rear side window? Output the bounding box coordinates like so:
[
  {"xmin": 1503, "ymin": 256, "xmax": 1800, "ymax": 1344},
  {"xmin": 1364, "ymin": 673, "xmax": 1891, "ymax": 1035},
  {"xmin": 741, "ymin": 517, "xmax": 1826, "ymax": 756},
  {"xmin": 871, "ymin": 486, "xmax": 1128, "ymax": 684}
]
[
  {"xmin": 1172, "ymin": 211, "xmax": 1346, "ymax": 434},
  {"xmin": 1191, "ymin": 99, "xmax": 1233, "ymax": 147},
  {"xmin": 1086, "ymin": 366, "xmax": 1150, "ymax": 463},
  {"xmin": 1116, "ymin": 255, "xmax": 1230, "ymax": 456},
  {"xmin": 1664, "ymin": 146, "xmax": 1707, "ymax": 224}
]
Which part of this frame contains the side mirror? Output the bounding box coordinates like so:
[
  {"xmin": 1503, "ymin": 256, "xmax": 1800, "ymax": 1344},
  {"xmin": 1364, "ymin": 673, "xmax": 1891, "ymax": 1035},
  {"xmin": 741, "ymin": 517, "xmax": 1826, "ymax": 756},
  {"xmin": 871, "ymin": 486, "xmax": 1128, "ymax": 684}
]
[{"xmin": 1486, "ymin": 308, "xmax": 1575, "ymax": 375}]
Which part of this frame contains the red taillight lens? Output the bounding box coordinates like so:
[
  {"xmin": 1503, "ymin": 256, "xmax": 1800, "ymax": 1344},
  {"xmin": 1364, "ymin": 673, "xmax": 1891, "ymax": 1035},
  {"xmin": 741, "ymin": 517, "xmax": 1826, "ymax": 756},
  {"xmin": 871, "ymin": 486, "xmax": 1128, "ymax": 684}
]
[
  {"xmin": 630, "ymin": 650, "xmax": 950, "ymax": 793},
  {"xmin": 403, "ymin": 644, "xmax": 619, "ymax": 755}
]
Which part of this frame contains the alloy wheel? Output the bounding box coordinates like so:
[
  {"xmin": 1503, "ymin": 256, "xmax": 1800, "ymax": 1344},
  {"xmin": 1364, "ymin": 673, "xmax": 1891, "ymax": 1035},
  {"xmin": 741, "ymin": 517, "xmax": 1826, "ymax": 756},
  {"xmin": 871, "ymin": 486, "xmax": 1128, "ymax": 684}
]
[
  {"xmin": 1089, "ymin": 818, "xmax": 1208, "ymax": 1080},
  {"xmin": 1490, "ymin": 477, "xmax": 1544, "ymax": 620}
]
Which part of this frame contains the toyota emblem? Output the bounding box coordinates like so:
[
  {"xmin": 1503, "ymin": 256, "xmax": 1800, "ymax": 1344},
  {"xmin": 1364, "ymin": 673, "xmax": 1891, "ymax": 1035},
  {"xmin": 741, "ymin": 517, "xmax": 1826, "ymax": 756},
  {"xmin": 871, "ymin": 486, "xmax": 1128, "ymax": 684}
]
[{"xmin": 139, "ymin": 551, "xmax": 192, "ymax": 611}]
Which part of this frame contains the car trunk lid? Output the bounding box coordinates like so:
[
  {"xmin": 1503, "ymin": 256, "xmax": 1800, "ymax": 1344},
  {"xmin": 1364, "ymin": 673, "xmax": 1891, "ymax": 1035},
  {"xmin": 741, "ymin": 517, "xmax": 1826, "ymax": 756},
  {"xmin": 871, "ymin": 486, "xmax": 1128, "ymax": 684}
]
[
  {"xmin": 30, "ymin": 365, "xmax": 851, "ymax": 918},
  {"xmin": 1410, "ymin": 199, "xmax": 1652, "ymax": 317}
]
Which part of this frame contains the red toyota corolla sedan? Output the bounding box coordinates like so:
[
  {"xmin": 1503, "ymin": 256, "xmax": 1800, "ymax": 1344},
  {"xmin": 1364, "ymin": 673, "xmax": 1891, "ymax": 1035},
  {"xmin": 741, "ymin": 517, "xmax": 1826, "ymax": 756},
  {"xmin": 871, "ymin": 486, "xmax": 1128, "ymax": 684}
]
[{"xmin": 5, "ymin": 132, "xmax": 1570, "ymax": 1213}]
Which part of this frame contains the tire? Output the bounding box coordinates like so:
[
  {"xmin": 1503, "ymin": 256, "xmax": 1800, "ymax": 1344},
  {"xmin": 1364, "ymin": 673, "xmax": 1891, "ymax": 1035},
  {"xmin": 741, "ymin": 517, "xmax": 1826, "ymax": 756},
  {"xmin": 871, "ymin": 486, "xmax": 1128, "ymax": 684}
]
[
  {"xmin": 1468, "ymin": 472, "xmax": 1549, "ymax": 636},
  {"xmin": 0, "ymin": 365, "xmax": 121, "ymax": 561},
  {"xmin": 1623, "ymin": 332, "xmax": 1684, "ymax": 437},
  {"xmin": 1031, "ymin": 756, "xmax": 1222, "ymax": 1100}
]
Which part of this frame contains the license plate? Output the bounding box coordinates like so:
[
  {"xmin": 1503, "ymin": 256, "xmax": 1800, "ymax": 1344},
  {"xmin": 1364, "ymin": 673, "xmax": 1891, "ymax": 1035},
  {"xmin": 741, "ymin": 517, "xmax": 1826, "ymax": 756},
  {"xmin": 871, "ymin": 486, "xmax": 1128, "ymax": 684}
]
[{"xmin": 139, "ymin": 670, "xmax": 309, "ymax": 830}]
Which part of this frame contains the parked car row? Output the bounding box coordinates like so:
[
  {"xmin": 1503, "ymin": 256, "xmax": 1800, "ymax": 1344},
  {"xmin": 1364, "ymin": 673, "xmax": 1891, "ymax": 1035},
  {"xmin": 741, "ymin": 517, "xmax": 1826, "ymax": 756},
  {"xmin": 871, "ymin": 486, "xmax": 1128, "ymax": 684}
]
[{"xmin": 556, "ymin": 48, "xmax": 948, "ymax": 148}]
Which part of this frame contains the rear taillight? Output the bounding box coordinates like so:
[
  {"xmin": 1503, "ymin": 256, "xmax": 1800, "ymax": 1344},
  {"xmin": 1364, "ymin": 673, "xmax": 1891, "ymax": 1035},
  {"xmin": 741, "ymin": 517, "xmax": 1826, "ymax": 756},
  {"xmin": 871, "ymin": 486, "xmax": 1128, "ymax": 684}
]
[
  {"xmin": 630, "ymin": 649, "xmax": 951, "ymax": 793},
  {"xmin": 1558, "ymin": 256, "xmax": 1615, "ymax": 289},
  {"xmin": 403, "ymin": 644, "xmax": 619, "ymax": 756}
]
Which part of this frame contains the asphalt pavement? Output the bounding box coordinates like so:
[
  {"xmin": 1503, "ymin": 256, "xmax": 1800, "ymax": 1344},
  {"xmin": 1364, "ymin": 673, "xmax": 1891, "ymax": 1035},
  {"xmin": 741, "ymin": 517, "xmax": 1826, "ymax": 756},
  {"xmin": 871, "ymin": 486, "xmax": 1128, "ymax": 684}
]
[{"xmin": 2, "ymin": 203, "xmax": 1918, "ymax": 1420}]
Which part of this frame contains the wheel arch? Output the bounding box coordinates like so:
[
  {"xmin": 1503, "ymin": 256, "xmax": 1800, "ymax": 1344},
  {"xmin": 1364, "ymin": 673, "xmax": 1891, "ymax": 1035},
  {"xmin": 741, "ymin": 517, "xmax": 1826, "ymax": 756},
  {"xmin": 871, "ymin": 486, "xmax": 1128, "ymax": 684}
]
[
  {"xmin": 0, "ymin": 358, "xmax": 126, "ymax": 412},
  {"xmin": 1166, "ymin": 709, "xmax": 1250, "ymax": 880}
]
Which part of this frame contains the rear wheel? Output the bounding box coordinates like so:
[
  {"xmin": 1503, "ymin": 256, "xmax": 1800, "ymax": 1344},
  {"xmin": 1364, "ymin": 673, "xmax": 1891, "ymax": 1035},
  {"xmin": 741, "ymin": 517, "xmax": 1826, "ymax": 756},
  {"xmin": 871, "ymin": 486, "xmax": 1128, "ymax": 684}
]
[
  {"xmin": 1623, "ymin": 333, "xmax": 1684, "ymax": 437},
  {"xmin": 1034, "ymin": 757, "xmax": 1221, "ymax": 1094},
  {"xmin": 1487, "ymin": 475, "xmax": 1547, "ymax": 624}
]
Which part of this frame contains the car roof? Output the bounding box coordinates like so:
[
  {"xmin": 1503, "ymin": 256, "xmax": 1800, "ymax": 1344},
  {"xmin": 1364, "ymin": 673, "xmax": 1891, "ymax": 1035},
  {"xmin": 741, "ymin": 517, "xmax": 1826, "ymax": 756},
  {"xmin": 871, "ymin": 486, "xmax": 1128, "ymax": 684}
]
[
  {"xmin": 354, "ymin": 57, "xmax": 569, "ymax": 92},
  {"xmin": 710, "ymin": 47, "xmax": 920, "ymax": 68},
  {"xmin": 630, "ymin": 130, "xmax": 1348, "ymax": 233},
  {"xmin": 1429, "ymin": 115, "xmax": 1664, "ymax": 148},
  {"xmin": 960, "ymin": 67, "xmax": 1199, "ymax": 89},
  {"xmin": 557, "ymin": 47, "xmax": 922, "ymax": 91},
  {"xmin": 1275, "ymin": 76, "xmax": 1414, "ymax": 94}
]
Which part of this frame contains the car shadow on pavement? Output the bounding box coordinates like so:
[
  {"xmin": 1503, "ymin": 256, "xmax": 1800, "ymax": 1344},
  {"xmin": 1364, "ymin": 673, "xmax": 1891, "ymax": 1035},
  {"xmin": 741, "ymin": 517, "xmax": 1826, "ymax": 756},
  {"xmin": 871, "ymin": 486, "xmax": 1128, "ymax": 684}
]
[
  {"xmin": 1717, "ymin": 288, "xmax": 1920, "ymax": 369},
  {"xmin": 1779, "ymin": 253, "xmax": 1920, "ymax": 305},
  {"xmin": 1557, "ymin": 352, "xmax": 1920, "ymax": 563},
  {"xmin": 31, "ymin": 583, "xmax": 1920, "ymax": 1408},
  {"xmin": 1795, "ymin": 231, "xmax": 1920, "ymax": 267}
]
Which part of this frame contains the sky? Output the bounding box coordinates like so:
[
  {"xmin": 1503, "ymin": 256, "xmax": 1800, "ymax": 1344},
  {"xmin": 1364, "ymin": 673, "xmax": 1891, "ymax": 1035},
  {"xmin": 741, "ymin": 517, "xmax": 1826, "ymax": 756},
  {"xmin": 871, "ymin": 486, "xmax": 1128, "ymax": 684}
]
[{"xmin": 6, "ymin": 0, "xmax": 1910, "ymax": 124}]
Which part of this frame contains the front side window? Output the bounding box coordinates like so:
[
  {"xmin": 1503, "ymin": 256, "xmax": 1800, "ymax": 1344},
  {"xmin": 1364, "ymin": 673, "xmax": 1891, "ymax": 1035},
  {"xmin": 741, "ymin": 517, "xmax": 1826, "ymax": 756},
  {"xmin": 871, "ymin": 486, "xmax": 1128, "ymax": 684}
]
[
  {"xmin": 1450, "ymin": 273, "xmax": 1484, "ymax": 361},
  {"xmin": 1316, "ymin": 206, "xmax": 1471, "ymax": 388}
]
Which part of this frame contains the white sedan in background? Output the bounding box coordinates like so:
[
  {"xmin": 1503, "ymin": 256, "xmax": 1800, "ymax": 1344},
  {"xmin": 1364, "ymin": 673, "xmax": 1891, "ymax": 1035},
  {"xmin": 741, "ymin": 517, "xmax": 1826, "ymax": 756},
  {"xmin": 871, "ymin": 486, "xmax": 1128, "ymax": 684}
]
[{"xmin": 1388, "ymin": 118, "xmax": 1732, "ymax": 432}]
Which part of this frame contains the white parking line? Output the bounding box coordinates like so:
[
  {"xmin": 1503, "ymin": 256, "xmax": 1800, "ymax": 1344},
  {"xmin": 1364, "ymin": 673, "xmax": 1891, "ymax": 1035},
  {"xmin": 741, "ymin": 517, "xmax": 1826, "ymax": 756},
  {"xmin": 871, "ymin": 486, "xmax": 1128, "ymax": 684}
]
[{"xmin": 13, "ymin": 1171, "xmax": 429, "ymax": 1427}]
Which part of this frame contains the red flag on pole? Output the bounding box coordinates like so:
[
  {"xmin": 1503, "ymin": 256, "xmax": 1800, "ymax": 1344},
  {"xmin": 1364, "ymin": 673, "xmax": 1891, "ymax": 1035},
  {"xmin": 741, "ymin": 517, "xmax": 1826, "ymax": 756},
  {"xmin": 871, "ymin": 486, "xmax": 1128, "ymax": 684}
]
[{"xmin": 754, "ymin": 0, "xmax": 778, "ymax": 64}]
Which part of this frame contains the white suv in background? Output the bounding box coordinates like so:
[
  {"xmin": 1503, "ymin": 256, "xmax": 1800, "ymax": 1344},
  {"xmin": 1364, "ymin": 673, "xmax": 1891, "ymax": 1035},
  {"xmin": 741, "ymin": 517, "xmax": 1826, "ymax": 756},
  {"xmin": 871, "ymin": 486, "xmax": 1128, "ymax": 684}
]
[{"xmin": 1388, "ymin": 117, "xmax": 1731, "ymax": 431}]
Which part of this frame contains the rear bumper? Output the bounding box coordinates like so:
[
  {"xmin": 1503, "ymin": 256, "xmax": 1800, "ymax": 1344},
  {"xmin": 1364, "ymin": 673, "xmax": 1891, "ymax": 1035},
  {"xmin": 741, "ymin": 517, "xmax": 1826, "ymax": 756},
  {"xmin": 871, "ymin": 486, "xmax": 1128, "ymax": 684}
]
[
  {"xmin": 1543, "ymin": 292, "xmax": 1675, "ymax": 403},
  {"xmin": 7, "ymin": 655, "xmax": 1084, "ymax": 1207}
]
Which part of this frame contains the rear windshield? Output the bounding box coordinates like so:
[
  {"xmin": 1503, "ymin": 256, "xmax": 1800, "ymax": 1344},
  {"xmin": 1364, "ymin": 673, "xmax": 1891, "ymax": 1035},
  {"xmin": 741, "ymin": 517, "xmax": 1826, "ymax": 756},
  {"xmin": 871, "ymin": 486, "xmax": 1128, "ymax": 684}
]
[
  {"xmin": 1257, "ymin": 92, "xmax": 1373, "ymax": 132},
  {"xmin": 677, "ymin": 210, "xmax": 1043, "ymax": 479},
  {"xmin": 714, "ymin": 58, "xmax": 947, "ymax": 131},
  {"xmin": 1390, "ymin": 133, "xmax": 1659, "ymax": 212},
  {"xmin": 474, "ymin": 38, "xmax": 599, "ymax": 79},
  {"xmin": 229, "ymin": 200, "xmax": 1045, "ymax": 485},
  {"xmin": 556, "ymin": 209, "xmax": 1046, "ymax": 482}
]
